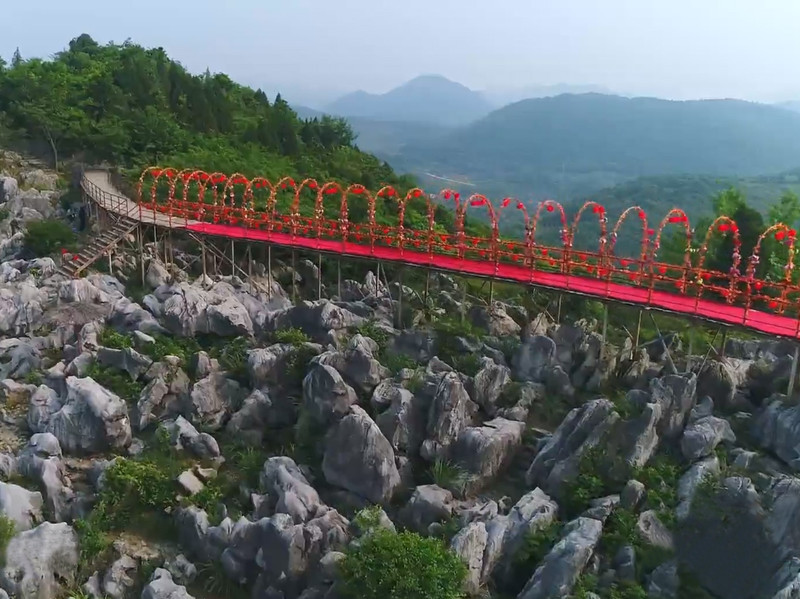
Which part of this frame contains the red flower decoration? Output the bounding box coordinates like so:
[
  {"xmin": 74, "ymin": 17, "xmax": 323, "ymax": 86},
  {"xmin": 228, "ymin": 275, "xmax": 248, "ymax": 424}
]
[
  {"xmin": 352, "ymin": 187, "xmax": 364, "ymax": 195},
  {"xmin": 577, "ymin": 253, "xmax": 587, "ymax": 262},
  {"xmin": 470, "ymin": 198, "xmax": 486, "ymax": 207},
  {"xmin": 502, "ymin": 198, "xmax": 511, "ymax": 207},
  {"xmin": 668, "ymin": 216, "xmax": 680, "ymax": 223},
  {"xmin": 444, "ymin": 191, "xmax": 451, "ymax": 200},
  {"xmin": 413, "ymin": 189, "xmax": 422, "ymax": 198},
  {"xmin": 619, "ymin": 258, "xmax": 630, "ymax": 267},
  {"xmin": 638, "ymin": 210, "xmax": 646, "ymax": 220},
  {"xmin": 546, "ymin": 205, "xmax": 554, "ymax": 213},
  {"xmin": 790, "ymin": 229, "xmax": 797, "ymax": 238},
  {"xmin": 516, "ymin": 201, "xmax": 524, "ymax": 210},
  {"xmin": 755, "ymin": 281, "xmax": 763, "ymax": 290},
  {"xmin": 308, "ymin": 181, "xmax": 318, "ymax": 190},
  {"xmin": 628, "ymin": 273, "xmax": 637, "ymax": 281},
  {"xmin": 454, "ymin": 192, "xmax": 460, "ymax": 200},
  {"xmin": 776, "ymin": 230, "xmax": 786, "ymax": 241},
  {"xmin": 541, "ymin": 249, "xmax": 548, "ymax": 256},
  {"xmin": 769, "ymin": 300, "xmax": 779, "ymax": 309},
  {"xmin": 702, "ymin": 272, "xmax": 711, "ymax": 281},
  {"xmin": 60, "ymin": 248, "xmax": 68, "ymax": 255},
  {"xmin": 718, "ymin": 223, "xmax": 729, "ymax": 232},
  {"xmin": 647, "ymin": 228, "xmax": 655, "ymax": 236},
  {"xmin": 658, "ymin": 266, "xmax": 667, "ymax": 274},
  {"xmin": 72, "ymin": 255, "xmax": 79, "ymax": 261},
  {"xmin": 586, "ymin": 266, "xmax": 594, "ymax": 274}
]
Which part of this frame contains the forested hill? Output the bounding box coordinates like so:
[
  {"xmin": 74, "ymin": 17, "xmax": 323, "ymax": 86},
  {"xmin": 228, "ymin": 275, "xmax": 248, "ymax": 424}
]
[
  {"xmin": 0, "ymin": 34, "xmax": 415, "ymax": 191},
  {"xmin": 392, "ymin": 93, "xmax": 800, "ymax": 201}
]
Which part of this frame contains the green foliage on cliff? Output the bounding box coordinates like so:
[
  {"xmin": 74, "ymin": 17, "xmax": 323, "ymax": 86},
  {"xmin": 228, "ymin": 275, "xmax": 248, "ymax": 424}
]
[{"xmin": 338, "ymin": 529, "xmax": 466, "ymax": 599}]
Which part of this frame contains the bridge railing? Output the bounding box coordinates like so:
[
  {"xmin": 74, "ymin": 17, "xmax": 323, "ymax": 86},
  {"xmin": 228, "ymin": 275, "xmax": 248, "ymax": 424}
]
[{"xmin": 81, "ymin": 167, "xmax": 800, "ymax": 331}]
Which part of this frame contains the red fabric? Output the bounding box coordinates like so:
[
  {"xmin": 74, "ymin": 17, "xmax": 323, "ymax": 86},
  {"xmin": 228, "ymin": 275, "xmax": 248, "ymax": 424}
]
[{"xmin": 186, "ymin": 221, "xmax": 800, "ymax": 339}]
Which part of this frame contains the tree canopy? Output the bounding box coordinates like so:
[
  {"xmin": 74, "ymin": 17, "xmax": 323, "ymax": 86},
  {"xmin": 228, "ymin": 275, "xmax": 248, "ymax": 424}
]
[{"xmin": 0, "ymin": 35, "xmax": 410, "ymax": 190}]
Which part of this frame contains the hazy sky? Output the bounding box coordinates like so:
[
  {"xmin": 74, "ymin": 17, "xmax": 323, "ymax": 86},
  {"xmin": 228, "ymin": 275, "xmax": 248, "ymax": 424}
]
[{"xmin": 4, "ymin": 0, "xmax": 800, "ymax": 107}]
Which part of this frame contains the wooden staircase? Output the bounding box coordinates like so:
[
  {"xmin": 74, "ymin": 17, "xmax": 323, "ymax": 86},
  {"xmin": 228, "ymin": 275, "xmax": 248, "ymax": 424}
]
[{"xmin": 58, "ymin": 216, "xmax": 139, "ymax": 277}]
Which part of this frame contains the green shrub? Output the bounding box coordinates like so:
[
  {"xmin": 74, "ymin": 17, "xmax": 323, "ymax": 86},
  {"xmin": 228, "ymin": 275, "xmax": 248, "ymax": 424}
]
[
  {"xmin": 338, "ymin": 529, "xmax": 467, "ymax": 599},
  {"xmin": 23, "ymin": 370, "xmax": 42, "ymax": 385},
  {"xmin": 383, "ymin": 352, "xmax": 418, "ymax": 374},
  {"xmin": 85, "ymin": 362, "xmax": 144, "ymax": 402},
  {"xmin": 450, "ymin": 353, "xmax": 481, "ymax": 377},
  {"xmin": 561, "ymin": 445, "xmax": 614, "ymax": 517},
  {"xmin": 506, "ymin": 521, "xmax": 563, "ymax": 591},
  {"xmin": 98, "ymin": 328, "xmax": 132, "ymax": 349},
  {"xmin": 216, "ymin": 336, "xmax": 249, "ymax": 380},
  {"xmin": 354, "ymin": 320, "xmax": 390, "ymax": 346},
  {"xmin": 633, "ymin": 454, "xmax": 681, "ymax": 529},
  {"xmin": 140, "ymin": 334, "xmax": 200, "ymax": 365},
  {"xmin": 0, "ymin": 514, "xmax": 15, "ymax": 564},
  {"xmin": 429, "ymin": 459, "xmax": 472, "ymax": 495},
  {"xmin": 273, "ymin": 327, "xmax": 311, "ymax": 346},
  {"xmin": 24, "ymin": 218, "xmax": 77, "ymax": 257},
  {"xmin": 94, "ymin": 458, "xmax": 175, "ymax": 530}
]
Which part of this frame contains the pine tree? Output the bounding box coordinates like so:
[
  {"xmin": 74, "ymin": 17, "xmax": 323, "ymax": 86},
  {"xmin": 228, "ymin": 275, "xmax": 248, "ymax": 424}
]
[{"xmin": 11, "ymin": 48, "xmax": 22, "ymax": 67}]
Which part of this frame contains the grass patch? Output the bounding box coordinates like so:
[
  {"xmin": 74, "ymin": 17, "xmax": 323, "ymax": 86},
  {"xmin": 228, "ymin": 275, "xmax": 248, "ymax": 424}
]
[
  {"xmin": 0, "ymin": 514, "xmax": 15, "ymax": 565},
  {"xmin": 428, "ymin": 459, "xmax": 472, "ymax": 495},
  {"xmin": 24, "ymin": 218, "xmax": 76, "ymax": 257},
  {"xmin": 139, "ymin": 334, "xmax": 201, "ymax": 365}
]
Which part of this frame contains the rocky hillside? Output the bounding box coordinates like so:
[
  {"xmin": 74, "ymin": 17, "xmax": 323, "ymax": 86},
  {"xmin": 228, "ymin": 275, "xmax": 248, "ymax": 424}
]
[{"xmin": 0, "ymin": 155, "xmax": 799, "ymax": 599}]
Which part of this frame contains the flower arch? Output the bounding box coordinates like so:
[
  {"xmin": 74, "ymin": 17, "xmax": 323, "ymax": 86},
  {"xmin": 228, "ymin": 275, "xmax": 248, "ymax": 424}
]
[
  {"xmin": 605, "ymin": 206, "xmax": 649, "ymax": 284},
  {"xmin": 648, "ymin": 209, "xmax": 692, "ymax": 293},
  {"xmin": 745, "ymin": 223, "xmax": 798, "ymax": 313},
  {"xmin": 461, "ymin": 194, "xmax": 497, "ymax": 260},
  {"xmin": 498, "ymin": 198, "xmax": 532, "ymax": 265},
  {"xmin": 695, "ymin": 216, "xmax": 742, "ymax": 303},
  {"xmin": 531, "ymin": 200, "xmax": 570, "ymax": 271}
]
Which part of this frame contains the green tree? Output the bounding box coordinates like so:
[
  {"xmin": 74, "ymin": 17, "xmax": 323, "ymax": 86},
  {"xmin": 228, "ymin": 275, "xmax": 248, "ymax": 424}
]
[
  {"xmin": 10, "ymin": 48, "xmax": 21, "ymax": 68},
  {"xmin": 338, "ymin": 530, "xmax": 466, "ymax": 599}
]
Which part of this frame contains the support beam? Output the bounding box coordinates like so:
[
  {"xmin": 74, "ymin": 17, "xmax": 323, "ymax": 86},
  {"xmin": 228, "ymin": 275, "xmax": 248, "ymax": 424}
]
[
  {"xmin": 633, "ymin": 309, "xmax": 643, "ymax": 360},
  {"xmin": 337, "ymin": 259, "xmax": 342, "ymax": 300},
  {"xmin": 231, "ymin": 239, "xmax": 236, "ymax": 278},
  {"xmin": 789, "ymin": 344, "xmax": 799, "ymax": 398},
  {"xmin": 317, "ymin": 252, "xmax": 322, "ymax": 300},
  {"xmin": 424, "ymin": 269, "xmax": 430, "ymax": 305},
  {"xmin": 602, "ymin": 303, "xmax": 608, "ymax": 344},
  {"xmin": 648, "ymin": 312, "xmax": 677, "ymax": 374},
  {"xmin": 397, "ymin": 268, "xmax": 404, "ymax": 329},
  {"xmin": 720, "ymin": 329, "xmax": 728, "ymax": 359},
  {"xmin": 556, "ymin": 294, "xmax": 563, "ymax": 323},
  {"xmin": 247, "ymin": 244, "xmax": 252, "ymax": 281},
  {"xmin": 461, "ymin": 280, "xmax": 467, "ymax": 323},
  {"xmin": 489, "ymin": 279, "xmax": 494, "ymax": 305},
  {"xmin": 137, "ymin": 225, "xmax": 145, "ymax": 287},
  {"xmin": 267, "ymin": 245, "xmax": 273, "ymax": 300},
  {"xmin": 201, "ymin": 241, "xmax": 207, "ymax": 280},
  {"xmin": 291, "ymin": 250, "xmax": 297, "ymax": 302}
]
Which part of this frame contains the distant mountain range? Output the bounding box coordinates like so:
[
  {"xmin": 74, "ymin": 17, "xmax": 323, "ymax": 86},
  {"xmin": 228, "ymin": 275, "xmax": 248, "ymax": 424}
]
[
  {"xmin": 389, "ymin": 93, "xmax": 800, "ymax": 201},
  {"xmin": 324, "ymin": 75, "xmax": 493, "ymax": 126}
]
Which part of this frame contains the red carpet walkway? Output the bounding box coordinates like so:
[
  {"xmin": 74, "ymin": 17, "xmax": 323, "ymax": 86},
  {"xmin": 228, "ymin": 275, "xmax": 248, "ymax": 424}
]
[{"xmin": 188, "ymin": 222, "xmax": 800, "ymax": 339}]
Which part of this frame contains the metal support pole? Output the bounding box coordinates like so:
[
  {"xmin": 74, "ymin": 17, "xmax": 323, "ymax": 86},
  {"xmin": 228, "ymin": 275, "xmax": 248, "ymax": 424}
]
[
  {"xmin": 602, "ymin": 303, "xmax": 608, "ymax": 344},
  {"xmin": 489, "ymin": 279, "xmax": 494, "ymax": 306},
  {"xmin": 231, "ymin": 239, "xmax": 236, "ymax": 277},
  {"xmin": 108, "ymin": 249, "xmax": 113, "ymax": 276},
  {"xmin": 267, "ymin": 245, "xmax": 273, "ymax": 300},
  {"xmin": 317, "ymin": 252, "xmax": 322, "ymax": 300},
  {"xmin": 291, "ymin": 250, "xmax": 297, "ymax": 302},
  {"xmin": 686, "ymin": 332, "xmax": 693, "ymax": 374},
  {"xmin": 201, "ymin": 241, "xmax": 207, "ymax": 280},
  {"xmin": 720, "ymin": 329, "xmax": 728, "ymax": 359},
  {"xmin": 138, "ymin": 226, "xmax": 145, "ymax": 287},
  {"xmin": 556, "ymin": 294, "xmax": 563, "ymax": 323},
  {"xmin": 461, "ymin": 280, "xmax": 467, "ymax": 323},
  {"xmin": 397, "ymin": 268, "xmax": 403, "ymax": 329},
  {"xmin": 337, "ymin": 259, "xmax": 342, "ymax": 299},
  {"xmin": 648, "ymin": 312, "xmax": 677, "ymax": 374},
  {"xmin": 424, "ymin": 269, "xmax": 430, "ymax": 305},
  {"xmin": 633, "ymin": 309, "xmax": 643, "ymax": 360},
  {"xmin": 247, "ymin": 244, "xmax": 252, "ymax": 281},
  {"xmin": 788, "ymin": 345, "xmax": 799, "ymax": 398}
]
